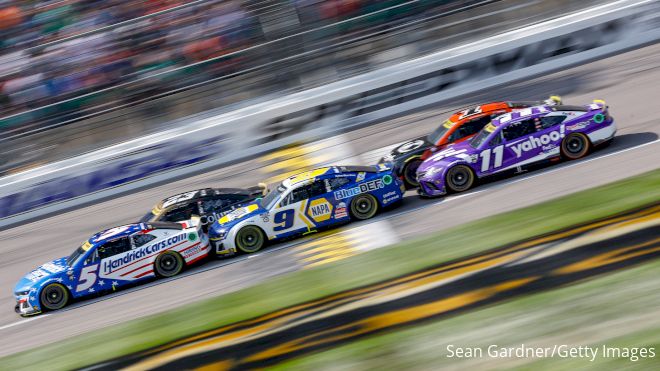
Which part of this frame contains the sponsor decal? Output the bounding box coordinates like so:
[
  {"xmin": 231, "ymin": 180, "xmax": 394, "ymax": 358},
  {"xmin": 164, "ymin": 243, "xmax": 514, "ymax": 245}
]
[
  {"xmin": 334, "ymin": 202, "xmax": 348, "ymax": 219},
  {"xmin": 566, "ymin": 122, "xmax": 590, "ymax": 131},
  {"xmin": 218, "ymin": 204, "xmax": 259, "ymax": 224},
  {"xmin": 397, "ymin": 139, "xmax": 425, "ymax": 153},
  {"xmin": 334, "ymin": 179, "xmax": 384, "ymax": 200},
  {"xmin": 102, "ymin": 233, "xmax": 186, "ymax": 274},
  {"xmin": 382, "ymin": 174, "xmax": 393, "ymax": 185},
  {"xmin": 593, "ymin": 113, "xmax": 606, "ymax": 123},
  {"xmin": 188, "ymin": 232, "xmax": 197, "ymax": 242},
  {"xmin": 308, "ymin": 198, "xmax": 333, "ymax": 223},
  {"xmin": 41, "ymin": 263, "xmax": 65, "ymax": 274},
  {"xmin": 356, "ymin": 172, "xmax": 366, "ymax": 183},
  {"xmin": 508, "ymin": 125, "xmax": 565, "ymax": 158},
  {"xmin": 184, "ymin": 245, "xmax": 202, "ymax": 259},
  {"xmin": 382, "ymin": 191, "xmax": 400, "ymax": 204},
  {"xmin": 27, "ymin": 269, "xmax": 48, "ymax": 282}
]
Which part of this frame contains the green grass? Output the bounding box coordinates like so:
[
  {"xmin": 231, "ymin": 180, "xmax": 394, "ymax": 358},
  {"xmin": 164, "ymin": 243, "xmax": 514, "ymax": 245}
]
[
  {"xmin": 273, "ymin": 259, "xmax": 660, "ymax": 371},
  {"xmin": 1, "ymin": 169, "xmax": 659, "ymax": 371}
]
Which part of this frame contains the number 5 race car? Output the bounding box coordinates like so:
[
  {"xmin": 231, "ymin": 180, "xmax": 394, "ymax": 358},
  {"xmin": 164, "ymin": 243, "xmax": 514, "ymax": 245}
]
[
  {"xmin": 208, "ymin": 164, "xmax": 405, "ymax": 256},
  {"xmin": 416, "ymin": 100, "xmax": 615, "ymax": 197},
  {"xmin": 14, "ymin": 221, "xmax": 208, "ymax": 316},
  {"xmin": 380, "ymin": 96, "xmax": 562, "ymax": 188}
]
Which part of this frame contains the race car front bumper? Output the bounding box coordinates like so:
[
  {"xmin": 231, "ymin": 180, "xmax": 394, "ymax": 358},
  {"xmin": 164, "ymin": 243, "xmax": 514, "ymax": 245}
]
[
  {"xmin": 417, "ymin": 178, "xmax": 446, "ymax": 197},
  {"xmin": 15, "ymin": 295, "xmax": 41, "ymax": 316}
]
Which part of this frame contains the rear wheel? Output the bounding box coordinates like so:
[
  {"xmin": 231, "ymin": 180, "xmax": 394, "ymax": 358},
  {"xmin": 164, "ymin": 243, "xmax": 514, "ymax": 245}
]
[
  {"xmin": 350, "ymin": 194, "xmax": 379, "ymax": 220},
  {"xmin": 445, "ymin": 165, "xmax": 475, "ymax": 193},
  {"xmin": 40, "ymin": 283, "xmax": 69, "ymax": 311},
  {"xmin": 235, "ymin": 226, "xmax": 266, "ymax": 253},
  {"xmin": 155, "ymin": 251, "xmax": 184, "ymax": 278},
  {"xmin": 402, "ymin": 158, "xmax": 422, "ymax": 188},
  {"xmin": 561, "ymin": 133, "xmax": 591, "ymax": 160}
]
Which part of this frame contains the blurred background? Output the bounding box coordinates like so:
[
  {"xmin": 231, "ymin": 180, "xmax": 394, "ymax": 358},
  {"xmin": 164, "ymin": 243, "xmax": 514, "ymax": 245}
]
[{"xmin": 0, "ymin": 0, "xmax": 602, "ymax": 176}]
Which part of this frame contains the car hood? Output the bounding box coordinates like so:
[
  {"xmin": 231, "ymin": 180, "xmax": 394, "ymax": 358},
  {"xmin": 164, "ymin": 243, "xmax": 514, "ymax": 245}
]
[
  {"xmin": 214, "ymin": 202, "xmax": 265, "ymax": 229},
  {"xmin": 14, "ymin": 257, "xmax": 69, "ymax": 294},
  {"xmin": 418, "ymin": 142, "xmax": 476, "ymax": 172}
]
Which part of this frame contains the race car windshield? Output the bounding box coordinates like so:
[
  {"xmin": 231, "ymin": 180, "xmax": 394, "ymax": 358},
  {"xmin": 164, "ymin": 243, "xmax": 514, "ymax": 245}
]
[
  {"xmin": 470, "ymin": 123, "xmax": 496, "ymax": 148},
  {"xmin": 261, "ymin": 185, "xmax": 285, "ymax": 209},
  {"xmin": 427, "ymin": 120, "xmax": 454, "ymax": 144},
  {"xmin": 139, "ymin": 212, "xmax": 155, "ymax": 223},
  {"xmin": 66, "ymin": 246, "xmax": 86, "ymax": 266}
]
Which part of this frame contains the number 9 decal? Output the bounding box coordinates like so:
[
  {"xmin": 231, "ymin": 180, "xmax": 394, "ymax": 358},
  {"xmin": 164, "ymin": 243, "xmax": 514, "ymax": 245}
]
[{"xmin": 273, "ymin": 209, "xmax": 295, "ymax": 231}]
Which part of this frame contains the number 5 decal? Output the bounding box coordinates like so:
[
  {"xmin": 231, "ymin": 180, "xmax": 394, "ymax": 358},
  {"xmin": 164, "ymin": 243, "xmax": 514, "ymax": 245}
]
[
  {"xmin": 479, "ymin": 145, "xmax": 504, "ymax": 172},
  {"xmin": 77, "ymin": 264, "xmax": 98, "ymax": 292},
  {"xmin": 273, "ymin": 209, "xmax": 295, "ymax": 231}
]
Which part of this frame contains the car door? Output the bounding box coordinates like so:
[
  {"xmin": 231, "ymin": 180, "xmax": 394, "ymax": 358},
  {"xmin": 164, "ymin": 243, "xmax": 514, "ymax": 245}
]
[
  {"xmin": 270, "ymin": 181, "xmax": 323, "ymax": 237},
  {"xmin": 498, "ymin": 118, "xmax": 541, "ymax": 170},
  {"xmin": 94, "ymin": 237, "xmax": 135, "ymax": 284},
  {"xmin": 303, "ymin": 179, "xmax": 336, "ymax": 229}
]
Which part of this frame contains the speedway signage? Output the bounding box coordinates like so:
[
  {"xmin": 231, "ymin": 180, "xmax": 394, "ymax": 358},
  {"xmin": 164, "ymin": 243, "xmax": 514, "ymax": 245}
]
[{"xmin": 0, "ymin": 0, "xmax": 658, "ymax": 227}]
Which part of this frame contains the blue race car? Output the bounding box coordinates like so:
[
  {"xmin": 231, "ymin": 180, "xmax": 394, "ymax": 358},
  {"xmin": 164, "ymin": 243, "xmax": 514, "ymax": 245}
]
[
  {"xmin": 14, "ymin": 221, "xmax": 208, "ymax": 316},
  {"xmin": 208, "ymin": 164, "xmax": 405, "ymax": 256}
]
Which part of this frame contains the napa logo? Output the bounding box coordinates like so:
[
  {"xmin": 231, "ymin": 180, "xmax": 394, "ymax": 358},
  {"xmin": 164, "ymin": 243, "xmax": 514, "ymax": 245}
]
[
  {"xmin": 308, "ymin": 198, "xmax": 333, "ymax": 223},
  {"xmin": 508, "ymin": 125, "xmax": 565, "ymax": 158}
]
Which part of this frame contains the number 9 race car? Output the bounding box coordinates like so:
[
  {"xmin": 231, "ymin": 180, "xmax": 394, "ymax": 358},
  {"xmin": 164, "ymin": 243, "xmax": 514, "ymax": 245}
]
[
  {"xmin": 416, "ymin": 100, "xmax": 615, "ymax": 197},
  {"xmin": 14, "ymin": 221, "xmax": 208, "ymax": 316},
  {"xmin": 208, "ymin": 164, "xmax": 405, "ymax": 256},
  {"xmin": 380, "ymin": 96, "xmax": 562, "ymax": 188}
]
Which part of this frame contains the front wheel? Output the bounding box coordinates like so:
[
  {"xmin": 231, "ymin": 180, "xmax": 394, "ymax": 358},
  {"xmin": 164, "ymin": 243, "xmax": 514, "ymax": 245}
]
[
  {"xmin": 40, "ymin": 283, "xmax": 69, "ymax": 311},
  {"xmin": 350, "ymin": 194, "xmax": 379, "ymax": 220},
  {"xmin": 402, "ymin": 158, "xmax": 423, "ymax": 189},
  {"xmin": 155, "ymin": 251, "xmax": 184, "ymax": 278},
  {"xmin": 445, "ymin": 165, "xmax": 475, "ymax": 193},
  {"xmin": 561, "ymin": 133, "xmax": 591, "ymax": 160},
  {"xmin": 235, "ymin": 226, "xmax": 266, "ymax": 253}
]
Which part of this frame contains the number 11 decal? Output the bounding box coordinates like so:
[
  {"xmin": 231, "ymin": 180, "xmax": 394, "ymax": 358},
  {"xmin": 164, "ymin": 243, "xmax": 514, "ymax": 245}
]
[{"xmin": 479, "ymin": 145, "xmax": 504, "ymax": 172}]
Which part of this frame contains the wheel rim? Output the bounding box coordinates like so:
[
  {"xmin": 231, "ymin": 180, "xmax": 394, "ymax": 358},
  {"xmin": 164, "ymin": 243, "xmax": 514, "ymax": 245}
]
[
  {"xmin": 42, "ymin": 285, "xmax": 66, "ymax": 310},
  {"xmin": 566, "ymin": 136, "xmax": 585, "ymax": 154},
  {"xmin": 237, "ymin": 227, "xmax": 263, "ymax": 253},
  {"xmin": 351, "ymin": 195, "xmax": 377, "ymax": 220},
  {"xmin": 447, "ymin": 166, "xmax": 473, "ymax": 192},
  {"xmin": 403, "ymin": 160, "xmax": 421, "ymax": 187},
  {"xmin": 157, "ymin": 253, "xmax": 182, "ymax": 277}
]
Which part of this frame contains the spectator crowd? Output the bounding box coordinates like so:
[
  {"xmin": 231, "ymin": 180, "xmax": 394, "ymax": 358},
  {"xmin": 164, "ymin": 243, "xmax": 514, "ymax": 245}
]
[{"xmin": 0, "ymin": 0, "xmax": 440, "ymax": 124}]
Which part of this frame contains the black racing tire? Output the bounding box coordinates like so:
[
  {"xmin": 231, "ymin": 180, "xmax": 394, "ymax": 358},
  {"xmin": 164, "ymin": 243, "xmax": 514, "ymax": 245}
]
[
  {"xmin": 402, "ymin": 158, "xmax": 423, "ymax": 189},
  {"xmin": 40, "ymin": 283, "xmax": 69, "ymax": 311},
  {"xmin": 350, "ymin": 193, "xmax": 379, "ymax": 220},
  {"xmin": 561, "ymin": 133, "xmax": 591, "ymax": 160},
  {"xmin": 235, "ymin": 225, "xmax": 266, "ymax": 254},
  {"xmin": 154, "ymin": 251, "xmax": 184, "ymax": 278},
  {"xmin": 445, "ymin": 165, "xmax": 475, "ymax": 193}
]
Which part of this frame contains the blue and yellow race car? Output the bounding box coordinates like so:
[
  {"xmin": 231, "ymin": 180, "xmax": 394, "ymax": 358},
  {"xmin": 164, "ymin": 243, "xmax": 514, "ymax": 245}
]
[{"xmin": 208, "ymin": 164, "xmax": 405, "ymax": 256}]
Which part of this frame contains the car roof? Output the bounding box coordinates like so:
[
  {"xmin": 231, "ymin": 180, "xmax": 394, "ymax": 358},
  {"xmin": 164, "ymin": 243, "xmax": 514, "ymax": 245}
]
[
  {"xmin": 89, "ymin": 222, "xmax": 183, "ymax": 245},
  {"xmin": 447, "ymin": 102, "xmax": 510, "ymax": 122},
  {"xmin": 491, "ymin": 106, "xmax": 552, "ymax": 127},
  {"xmin": 281, "ymin": 165, "xmax": 379, "ymax": 189}
]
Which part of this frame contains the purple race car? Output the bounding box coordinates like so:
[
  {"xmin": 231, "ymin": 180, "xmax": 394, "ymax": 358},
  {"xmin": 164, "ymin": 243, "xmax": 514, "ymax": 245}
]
[{"xmin": 417, "ymin": 100, "xmax": 615, "ymax": 197}]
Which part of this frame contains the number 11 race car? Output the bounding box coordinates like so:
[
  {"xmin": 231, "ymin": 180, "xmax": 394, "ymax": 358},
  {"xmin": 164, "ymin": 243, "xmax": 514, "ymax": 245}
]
[
  {"xmin": 208, "ymin": 164, "xmax": 405, "ymax": 256},
  {"xmin": 380, "ymin": 96, "xmax": 562, "ymax": 188},
  {"xmin": 14, "ymin": 221, "xmax": 208, "ymax": 316},
  {"xmin": 416, "ymin": 100, "xmax": 615, "ymax": 197}
]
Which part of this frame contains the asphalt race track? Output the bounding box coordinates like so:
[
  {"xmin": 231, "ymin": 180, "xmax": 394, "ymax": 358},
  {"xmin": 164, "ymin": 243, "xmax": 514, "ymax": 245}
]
[{"xmin": 0, "ymin": 43, "xmax": 659, "ymax": 357}]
